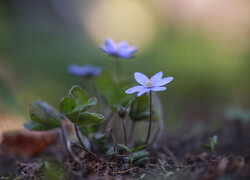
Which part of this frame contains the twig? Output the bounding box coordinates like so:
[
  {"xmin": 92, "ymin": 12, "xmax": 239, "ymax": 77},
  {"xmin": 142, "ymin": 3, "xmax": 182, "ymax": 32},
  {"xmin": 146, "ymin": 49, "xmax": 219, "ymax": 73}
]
[
  {"xmin": 74, "ymin": 124, "xmax": 97, "ymax": 158},
  {"xmin": 137, "ymin": 167, "xmax": 155, "ymax": 175},
  {"xmin": 163, "ymin": 147, "xmax": 177, "ymax": 163},
  {"xmin": 72, "ymin": 142, "xmax": 97, "ymax": 158},
  {"xmin": 111, "ymin": 167, "xmax": 138, "ymax": 174}
]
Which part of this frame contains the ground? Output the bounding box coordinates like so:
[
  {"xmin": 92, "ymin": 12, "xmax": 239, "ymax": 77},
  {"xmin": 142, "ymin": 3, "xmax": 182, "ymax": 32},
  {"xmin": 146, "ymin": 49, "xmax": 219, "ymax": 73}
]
[{"xmin": 0, "ymin": 120, "xmax": 249, "ymax": 180}]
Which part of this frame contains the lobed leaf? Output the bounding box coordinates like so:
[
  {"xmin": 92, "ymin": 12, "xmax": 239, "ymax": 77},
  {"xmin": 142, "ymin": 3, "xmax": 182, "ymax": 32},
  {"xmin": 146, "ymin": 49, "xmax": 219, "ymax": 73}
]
[
  {"xmin": 72, "ymin": 112, "xmax": 104, "ymax": 126},
  {"xmin": 26, "ymin": 100, "xmax": 61, "ymax": 130}
]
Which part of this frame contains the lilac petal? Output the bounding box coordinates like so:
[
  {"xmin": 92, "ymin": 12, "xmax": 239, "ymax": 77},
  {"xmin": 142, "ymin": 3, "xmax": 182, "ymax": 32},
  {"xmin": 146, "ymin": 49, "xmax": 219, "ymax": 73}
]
[
  {"xmin": 150, "ymin": 86, "xmax": 167, "ymax": 92},
  {"xmin": 117, "ymin": 42, "xmax": 130, "ymax": 58},
  {"xmin": 151, "ymin": 71, "xmax": 163, "ymax": 83},
  {"xmin": 118, "ymin": 51, "xmax": 131, "ymax": 59},
  {"xmin": 155, "ymin": 77, "xmax": 173, "ymax": 86},
  {"xmin": 127, "ymin": 46, "xmax": 137, "ymax": 55},
  {"xmin": 134, "ymin": 72, "xmax": 149, "ymax": 86},
  {"xmin": 117, "ymin": 41, "xmax": 129, "ymax": 49},
  {"xmin": 125, "ymin": 85, "xmax": 145, "ymax": 94},
  {"xmin": 68, "ymin": 64, "xmax": 102, "ymax": 77},
  {"xmin": 105, "ymin": 38, "xmax": 116, "ymax": 53},
  {"xmin": 137, "ymin": 88, "xmax": 150, "ymax": 97},
  {"xmin": 100, "ymin": 45, "xmax": 108, "ymax": 53}
]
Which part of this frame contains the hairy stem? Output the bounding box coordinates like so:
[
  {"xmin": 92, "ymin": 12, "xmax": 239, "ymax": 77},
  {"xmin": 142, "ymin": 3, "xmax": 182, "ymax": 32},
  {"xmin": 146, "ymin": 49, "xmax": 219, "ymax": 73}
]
[
  {"xmin": 74, "ymin": 124, "xmax": 97, "ymax": 158},
  {"xmin": 121, "ymin": 120, "xmax": 128, "ymax": 146},
  {"xmin": 145, "ymin": 91, "xmax": 152, "ymax": 144}
]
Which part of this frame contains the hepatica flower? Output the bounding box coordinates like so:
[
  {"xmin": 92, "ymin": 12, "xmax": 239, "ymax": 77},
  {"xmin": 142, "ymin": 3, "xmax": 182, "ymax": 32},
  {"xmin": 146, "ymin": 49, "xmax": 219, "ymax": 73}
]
[
  {"xmin": 68, "ymin": 64, "xmax": 102, "ymax": 78},
  {"xmin": 125, "ymin": 72, "xmax": 173, "ymax": 97},
  {"xmin": 100, "ymin": 38, "xmax": 137, "ymax": 59}
]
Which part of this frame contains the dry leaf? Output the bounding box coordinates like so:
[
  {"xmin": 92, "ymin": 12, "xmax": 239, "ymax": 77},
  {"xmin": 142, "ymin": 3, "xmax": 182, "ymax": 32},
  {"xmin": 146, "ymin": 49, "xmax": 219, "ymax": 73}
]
[{"xmin": 0, "ymin": 129, "xmax": 60, "ymax": 157}]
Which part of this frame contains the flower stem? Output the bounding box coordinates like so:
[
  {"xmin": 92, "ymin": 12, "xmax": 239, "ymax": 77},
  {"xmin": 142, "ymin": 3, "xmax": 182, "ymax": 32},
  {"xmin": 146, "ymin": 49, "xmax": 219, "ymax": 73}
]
[
  {"xmin": 145, "ymin": 91, "xmax": 152, "ymax": 144},
  {"xmin": 121, "ymin": 119, "xmax": 128, "ymax": 146}
]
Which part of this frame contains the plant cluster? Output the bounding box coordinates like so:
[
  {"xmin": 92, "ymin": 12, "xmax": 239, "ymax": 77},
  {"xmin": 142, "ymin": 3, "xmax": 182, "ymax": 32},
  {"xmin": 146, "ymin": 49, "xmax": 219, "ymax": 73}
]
[
  {"xmin": 202, "ymin": 135, "xmax": 218, "ymax": 153},
  {"xmin": 24, "ymin": 38, "xmax": 173, "ymax": 166}
]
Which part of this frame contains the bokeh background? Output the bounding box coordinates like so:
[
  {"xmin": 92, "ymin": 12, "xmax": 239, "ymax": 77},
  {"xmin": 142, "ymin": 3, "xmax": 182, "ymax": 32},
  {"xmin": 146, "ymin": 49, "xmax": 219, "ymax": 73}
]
[{"xmin": 0, "ymin": 0, "xmax": 250, "ymax": 137}]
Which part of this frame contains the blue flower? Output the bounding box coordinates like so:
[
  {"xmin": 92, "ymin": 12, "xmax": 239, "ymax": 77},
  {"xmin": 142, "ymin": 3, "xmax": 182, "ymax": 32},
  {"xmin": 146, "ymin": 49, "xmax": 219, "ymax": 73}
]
[
  {"xmin": 68, "ymin": 64, "xmax": 102, "ymax": 78},
  {"xmin": 100, "ymin": 38, "xmax": 137, "ymax": 59},
  {"xmin": 125, "ymin": 72, "xmax": 173, "ymax": 96}
]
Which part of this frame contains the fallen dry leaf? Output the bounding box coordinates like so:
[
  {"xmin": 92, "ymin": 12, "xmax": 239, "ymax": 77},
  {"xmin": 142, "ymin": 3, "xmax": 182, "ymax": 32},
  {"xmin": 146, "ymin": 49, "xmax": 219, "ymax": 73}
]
[{"xmin": 0, "ymin": 129, "xmax": 60, "ymax": 157}]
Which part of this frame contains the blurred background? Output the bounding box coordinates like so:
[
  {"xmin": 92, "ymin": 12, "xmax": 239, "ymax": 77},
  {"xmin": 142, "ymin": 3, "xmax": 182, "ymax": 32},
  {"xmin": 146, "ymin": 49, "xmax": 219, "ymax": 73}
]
[{"xmin": 0, "ymin": 0, "xmax": 250, "ymax": 138}]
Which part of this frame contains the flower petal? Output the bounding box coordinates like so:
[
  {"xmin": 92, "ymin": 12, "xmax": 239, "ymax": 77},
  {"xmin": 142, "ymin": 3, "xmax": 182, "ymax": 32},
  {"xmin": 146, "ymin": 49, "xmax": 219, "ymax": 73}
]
[
  {"xmin": 117, "ymin": 41, "xmax": 129, "ymax": 50},
  {"xmin": 151, "ymin": 71, "xmax": 163, "ymax": 84},
  {"xmin": 137, "ymin": 88, "xmax": 150, "ymax": 97},
  {"xmin": 127, "ymin": 46, "xmax": 137, "ymax": 55},
  {"xmin": 155, "ymin": 77, "xmax": 173, "ymax": 86},
  {"xmin": 117, "ymin": 42, "xmax": 131, "ymax": 58},
  {"xmin": 125, "ymin": 86, "xmax": 145, "ymax": 94},
  {"xmin": 105, "ymin": 38, "xmax": 116, "ymax": 53},
  {"xmin": 134, "ymin": 72, "xmax": 149, "ymax": 86},
  {"xmin": 150, "ymin": 86, "xmax": 167, "ymax": 92},
  {"xmin": 100, "ymin": 45, "xmax": 108, "ymax": 53}
]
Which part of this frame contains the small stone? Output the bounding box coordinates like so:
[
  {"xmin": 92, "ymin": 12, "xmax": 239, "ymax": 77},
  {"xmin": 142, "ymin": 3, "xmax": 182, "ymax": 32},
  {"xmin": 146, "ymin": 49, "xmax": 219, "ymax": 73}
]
[
  {"xmin": 140, "ymin": 173, "xmax": 146, "ymax": 179},
  {"xmin": 165, "ymin": 171, "xmax": 174, "ymax": 177}
]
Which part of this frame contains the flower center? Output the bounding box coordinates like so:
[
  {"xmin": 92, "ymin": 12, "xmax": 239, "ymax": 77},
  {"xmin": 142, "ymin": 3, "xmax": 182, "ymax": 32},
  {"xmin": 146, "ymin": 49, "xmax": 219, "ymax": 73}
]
[{"xmin": 146, "ymin": 81, "xmax": 153, "ymax": 88}]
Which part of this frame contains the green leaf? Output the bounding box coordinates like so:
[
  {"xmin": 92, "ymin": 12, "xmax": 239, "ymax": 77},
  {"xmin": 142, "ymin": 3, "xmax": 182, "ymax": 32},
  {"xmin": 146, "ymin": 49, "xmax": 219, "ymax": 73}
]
[
  {"xmin": 202, "ymin": 143, "xmax": 211, "ymax": 148},
  {"xmin": 59, "ymin": 85, "xmax": 98, "ymax": 124},
  {"xmin": 24, "ymin": 121, "xmax": 47, "ymax": 130},
  {"xmin": 106, "ymin": 147, "xmax": 117, "ymax": 156},
  {"xmin": 131, "ymin": 150, "xmax": 149, "ymax": 162},
  {"xmin": 27, "ymin": 100, "xmax": 61, "ymax": 130},
  {"xmin": 68, "ymin": 85, "xmax": 97, "ymax": 112},
  {"xmin": 212, "ymin": 135, "xmax": 218, "ymax": 145},
  {"xmin": 79, "ymin": 124, "xmax": 100, "ymax": 136},
  {"xmin": 69, "ymin": 85, "xmax": 89, "ymax": 105},
  {"xmin": 133, "ymin": 157, "xmax": 149, "ymax": 166},
  {"xmin": 72, "ymin": 112, "xmax": 104, "ymax": 125},
  {"xmin": 92, "ymin": 133, "xmax": 108, "ymax": 150},
  {"xmin": 96, "ymin": 71, "xmax": 131, "ymax": 111},
  {"xmin": 131, "ymin": 144, "xmax": 147, "ymax": 153},
  {"xmin": 59, "ymin": 97, "xmax": 76, "ymax": 114},
  {"xmin": 129, "ymin": 95, "xmax": 150, "ymax": 121},
  {"xmin": 118, "ymin": 144, "xmax": 132, "ymax": 153}
]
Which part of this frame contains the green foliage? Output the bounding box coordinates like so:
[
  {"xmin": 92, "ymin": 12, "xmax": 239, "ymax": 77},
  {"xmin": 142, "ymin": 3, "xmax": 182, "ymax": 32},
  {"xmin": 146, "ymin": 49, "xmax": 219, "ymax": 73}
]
[
  {"xmin": 24, "ymin": 100, "xmax": 61, "ymax": 130},
  {"xmin": 60, "ymin": 85, "xmax": 104, "ymax": 126},
  {"xmin": 129, "ymin": 95, "xmax": 159, "ymax": 122},
  {"xmin": 79, "ymin": 124, "xmax": 100, "ymax": 137},
  {"xmin": 129, "ymin": 95, "xmax": 150, "ymax": 121},
  {"xmin": 202, "ymin": 135, "xmax": 218, "ymax": 153},
  {"xmin": 71, "ymin": 112, "xmax": 104, "ymax": 126},
  {"xmin": 117, "ymin": 144, "xmax": 149, "ymax": 166},
  {"xmin": 96, "ymin": 71, "xmax": 131, "ymax": 112},
  {"xmin": 60, "ymin": 85, "xmax": 97, "ymax": 116},
  {"xmin": 40, "ymin": 161, "xmax": 68, "ymax": 180},
  {"xmin": 131, "ymin": 150, "xmax": 149, "ymax": 166},
  {"xmin": 92, "ymin": 133, "xmax": 108, "ymax": 151}
]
